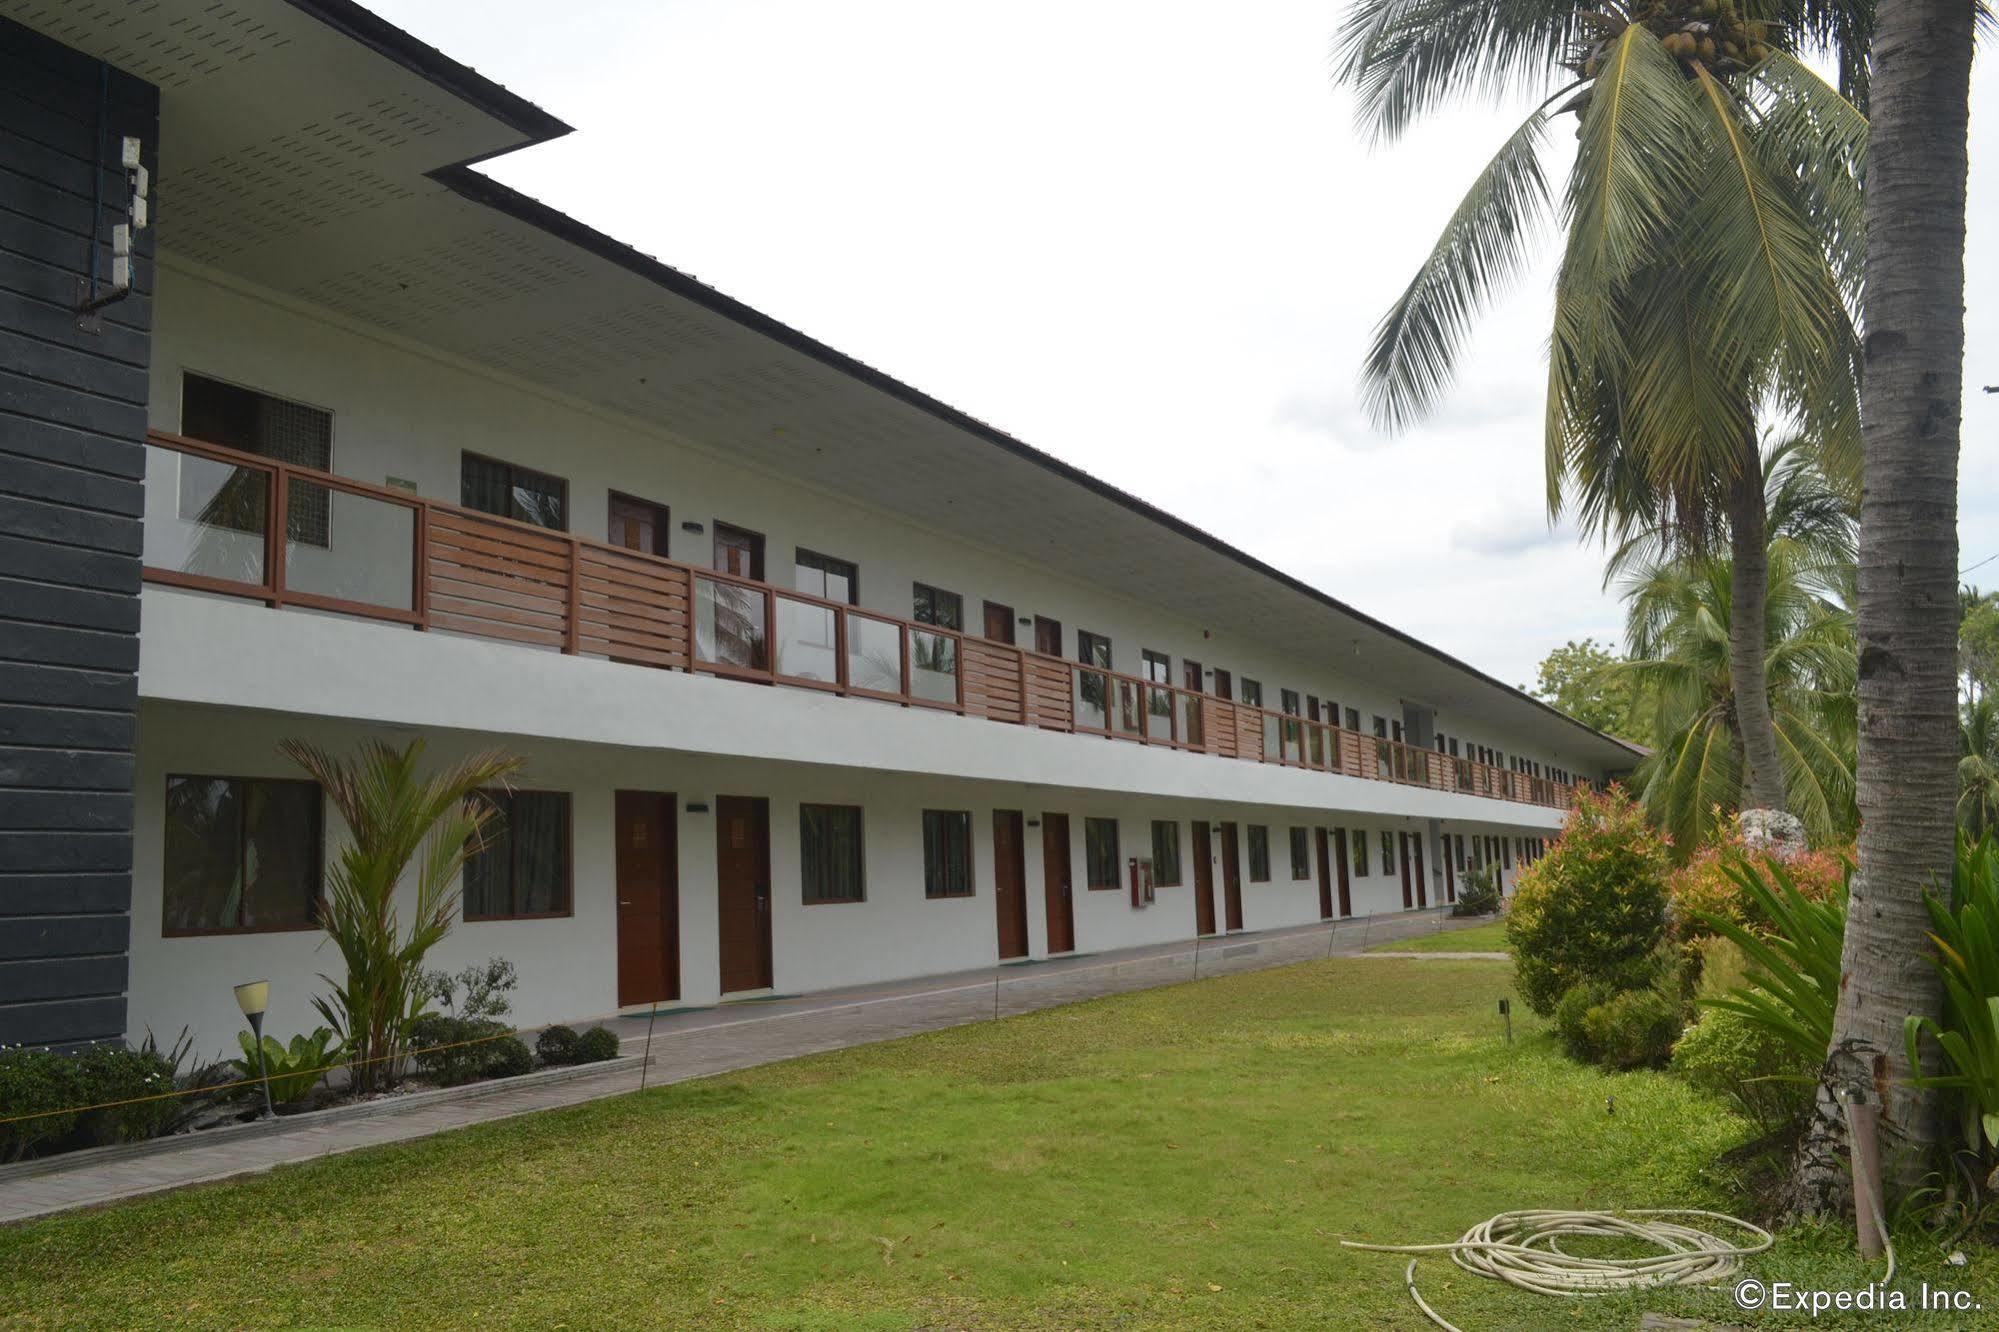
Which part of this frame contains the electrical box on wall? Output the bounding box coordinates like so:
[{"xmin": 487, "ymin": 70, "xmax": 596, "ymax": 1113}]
[{"xmin": 1128, "ymin": 856, "xmax": 1154, "ymax": 909}]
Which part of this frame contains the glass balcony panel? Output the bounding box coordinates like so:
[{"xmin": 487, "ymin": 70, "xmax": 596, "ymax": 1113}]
[
  {"xmin": 694, "ymin": 576, "xmax": 768, "ymax": 671},
  {"xmin": 1114, "ymin": 680, "xmax": 1143, "ymax": 738},
  {"xmin": 1075, "ymin": 667, "xmax": 1110, "ymax": 731},
  {"xmin": 1262, "ymin": 714, "xmax": 1280, "ymax": 758},
  {"xmin": 910, "ymin": 628, "xmax": 958, "ymax": 704},
  {"xmin": 144, "ymin": 444, "xmax": 267, "ymax": 585},
  {"xmin": 1146, "ymin": 685, "xmax": 1174, "ymax": 741},
  {"xmin": 846, "ymin": 614, "xmax": 903, "ymax": 693},
  {"xmin": 774, "ymin": 595, "xmax": 839, "ymax": 683},
  {"xmin": 282, "ymin": 480, "xmax": 414, "ymax": 612}
]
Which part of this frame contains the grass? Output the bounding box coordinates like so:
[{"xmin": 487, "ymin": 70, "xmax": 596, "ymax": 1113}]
[
  {"xmin": 1371, "ymin": 917, "xmax": 1510, "ymax": 953},
  {"xmin": 2, "ymin": 957, "xmax": 1990, "ymax": 1330}
]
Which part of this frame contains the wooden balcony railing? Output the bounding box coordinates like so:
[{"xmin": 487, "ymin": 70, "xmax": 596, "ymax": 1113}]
[{"xmin": 139, "ymin": 431, "xmax": 1581, "ymax": 810}]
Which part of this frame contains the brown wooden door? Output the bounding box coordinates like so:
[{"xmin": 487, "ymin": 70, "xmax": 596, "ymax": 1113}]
[
  {"xmin": 1333, "ymin": 827, "xmax": 1353, "ymax": 916},
  {"xmin": 1442, "ymin": 829, "xmax": 1457, "ymax": 902},
  {"xmin": 715, "ymin": 795, "xmax": 772, "ymax": 992},
  {"xmin": 993, "ymin": 810, "xmax": 1029, "ymax": 960},
  {"xmin": 1313, "ymin": 827, "xmax": 1333, "ymax": 920},
  {"xmin": 1041, "ymin": 813, "xmax": 1075, "ymax": 954},
  {"xmin": 1219, "ymin": 822, "xmax": 1244, "ymax": 931},
  {"xmin": 609, "ymin": 493, "xmax": 669, "ymax": 556},
  {"xmin": 1191, "ymin": 821, "xmax": 1217, "ymax": 935},
  {"xmin": 984, "ymin": 602, "xmax": 1016, "ymax": 644},
  {"xmin": 1212, "ymin": 669, "xmax": 1232, "ymax": 701},
  {"xmin": 1034, "ymin": 616, "xmax": 1063, "ymax": 656},
  {"xmin": 1398, "ymin": 833, "xmax": 1414, "ymax": 908},
  {"xmin": 1412, "ymin": 833, "xmax": 1428, "ymax": 907},
  {"xmin": 615, "ymin": 791, "xmax": 679, "ymax": 1006}
]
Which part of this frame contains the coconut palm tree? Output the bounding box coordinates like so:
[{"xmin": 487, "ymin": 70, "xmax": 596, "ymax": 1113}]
[
  {"xmin": 1804, "ymin": 0, "xmax": 1974, "ymax": 1210},
  {"xmin": 1618, "ymin": 546, "xmax": 1856, "ymax": 853},
  {"xmin": 1335, "ymin": 3, "xmax": 1865, "ymax": 820}
]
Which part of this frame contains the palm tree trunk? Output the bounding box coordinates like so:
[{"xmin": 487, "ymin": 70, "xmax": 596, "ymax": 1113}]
[
  {"xmin": 1792, "ymin": 0, "xmax": 1971, "ymax": 1213},
  {"xmin": 1726, "ymin": 438, "xmax": 1787, "ymax": 813}
]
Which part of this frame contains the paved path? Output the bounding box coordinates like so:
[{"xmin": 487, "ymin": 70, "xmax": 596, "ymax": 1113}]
[{"xmin": 0, "ymin": 908, "xmax": 1494, "ymax": 1225}]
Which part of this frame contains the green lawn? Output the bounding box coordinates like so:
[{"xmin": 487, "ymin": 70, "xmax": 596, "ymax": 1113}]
[
  {"xmin": 1370, "ymin": 917, "xmax": 1511, "ymax": 953},
  {"xmin": 2, "ymin": 957, "xmax": 1989, "ymax": 1330}
]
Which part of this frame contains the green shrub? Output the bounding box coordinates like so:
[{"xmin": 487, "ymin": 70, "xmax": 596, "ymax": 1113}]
[
  {"xmin": 1506, "ymin": 785, "xmax": 1670, "ymax": 1015},
  {"xmin": 74, "ymin": 1044, "xmax": 177, "ymax": 1145},
  {"xmin": 576, "ymin": 1026, "xmax": 621, "ymax": 1063},
  {"xmin": 1697, "ymin": 855, "xmax": 1847, "ymax": 1066},
  {"xmin": 0, "ymin": 1047, "xmax": 84, "ymax": 1161},
  {"xmin": 1667, "ymin": 830, "xmax": 1848, "ymax": 943},
  {"xmin": 1552, "ymin": 982, "xmax": 1612, "ymax": 1062},
  {"xmin": 1453, "ymin": 864, "xmax": 1501, "ymax": 917},
  {"xmin": 408, "ymin": 1015, "xmax": 509, "ymax": 1087},
  {"xmin": 1671, "ymin": 1006, "xmax": 1812, "ymax": 1133},
  {"xmin": 536, "ymin": 1025, "xmax": 582, "ymax": 1067},
  {"xmin": 484, "ymin": 1036, "xmax": 534, "ymax": 1079},
  {"xmin": 1584, "ymin": 987, "xmax": 1683, "ymax": 1070},
  {"xmin": 229, "ymin": 1028, "xmax": 342, "ymax": 1104}
]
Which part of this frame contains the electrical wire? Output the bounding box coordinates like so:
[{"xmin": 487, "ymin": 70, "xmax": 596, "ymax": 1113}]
[{"xmin": 1341, "ymin": 1208, "xmax": 1776, "ymax": 1332}]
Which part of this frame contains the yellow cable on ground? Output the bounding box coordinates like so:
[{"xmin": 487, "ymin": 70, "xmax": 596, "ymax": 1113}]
[{"xmin": 1341, "ymin": 1208, "xmax": 1777, "ymax": 1332}]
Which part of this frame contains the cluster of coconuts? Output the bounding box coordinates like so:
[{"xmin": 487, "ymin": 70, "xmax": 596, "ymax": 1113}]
[{"xmin": 1571, "ymin": 2, "xmax": 1782, "ymax": 83}]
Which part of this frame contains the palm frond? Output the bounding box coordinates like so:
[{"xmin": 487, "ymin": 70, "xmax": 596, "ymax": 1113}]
[
  {"xmin": 1332, "ymin": 0, "xmax": 1587, "ymax": 145},
  {"xmin": 1361, "ymin": 106, "xmax": 1555, "ymax": 431}
]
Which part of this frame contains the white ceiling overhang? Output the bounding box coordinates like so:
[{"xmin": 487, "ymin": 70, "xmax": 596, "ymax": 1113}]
[{"xmin": 5, "ymin": 0, "xmax": 1644, "ymax": 770}]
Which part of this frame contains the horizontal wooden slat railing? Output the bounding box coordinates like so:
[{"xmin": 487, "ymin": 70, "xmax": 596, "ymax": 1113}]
[{"xmin": 139, "ymin": 431, "xmax": 1581, "ymax": 810}]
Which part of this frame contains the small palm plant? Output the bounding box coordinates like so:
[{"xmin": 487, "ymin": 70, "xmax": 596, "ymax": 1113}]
[{"xmin": 280, "ymin": 738, "xmax": 524, "ymax": 1094}]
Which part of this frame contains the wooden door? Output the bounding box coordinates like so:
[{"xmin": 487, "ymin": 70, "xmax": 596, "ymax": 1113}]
[
  {"xmin": 1333, "ymin": 827, "xmax": 1353, "ymax": 916},
  {"xmin": 715, "ymin": 795, "xmax": 772, "ymax": 992},
  {"xmin": 713, "ymin": 522, "xmax": 764, "ymax": 580},
  {"xmin": 608, "ymin": 493, "xmax": 669, "ymax": 556},
  {"xmin": 1212, "ymin": 668, "xmax": 1233, "ymax": 701},
  {"xmin": 993, "ymin": 810, "xmax": 1029, "ymax": 960},
  {"xmin": 1412, "ymin": 833, "xmax": 1428, "ymax": 907},
  {"xmin": 1442, "ymin": 829, "xmax": 1457, "ymax": 902},
  {"xmin": 1313, "ymin": 827, "xmax": 1333, "ymax": 920},
  {"xmin": 615, "ymin": 791, "xmax": 679, "ymax": 1006},
  {"xmin": 1034, "ymin": 616, "xmax": 1063, "ymax": 656},
  {"xmin": 1041, "ymin": 813, "xmax": 1075, "ymax": 954},
  {"xmin": 1219, "ymin": 822, "xmax": 1244, "ymax": 931},
  {"xmin": 984, "ymin": 602, "xmax": 1016, "ymax": 644},
  {"xmin": 1398, "ymin": 832, "xmax": 1414, "ymax": 909},
  {"xmin": 1191, "ymin": 821, "xmax": 1217, "ymax": 935}
]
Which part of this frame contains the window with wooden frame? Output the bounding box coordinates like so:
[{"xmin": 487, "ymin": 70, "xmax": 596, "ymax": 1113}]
[
  {"xmin": 1380, "ymin": 830, "xmax": 1396, "ymax": 875},
  {"xmin": 182, "ymin": 373, "xmax": 335, "ymax": 546},
  {"xmin": 1247, "ymin": 825, "xmax": 1271, "ymax": 882},
  {"xmin": 912, "ymin": 582, "xmax": 963, "ymax": 630},
  {"xmin": 1077, "ymin": 629, "xmax": 1112, "ymax": 669},
  {"xmin": 1150, "ymin": 820, "xmax": 1182, "ymax": 886},
  {"xmin": 1344, "ymin": 706, "xmax": 1360, "ymax": 731},
  {"xmin": 794, "ymin": 548, "xmax": 858, "ymax": 604},
  {"xmin": 1084, "ymin": 817, "xmax": 1120, "ymax": 889},
  {"xmin": 1289, "ymin": 827, "xmax": 1310, "ymax": 880},
  {"xmin": 464, "ymin": 790, "xmax": 572, "ymax": 920},
  {"xmin": 1353, "ymin": 828, "xmax": 1370, "ymax": 876},
  {"xmin": 163, "ymin": 775, "xmax": 322, "ymax": 934},
  {"xmin": 1142, "ymin": 649, "xmax": 1171, "ymax": 684},
  {"xmin": 801, "ymin": 804, "xmax": 866, "ymax": 903},
  {"xmin": 461, "ymin": 452, "xmax": 567, "ymax": 531},
  {"xmin": 922, "ymin": 809, "xmax": 973, "ymax": 898},
  {"xmin": 1240, "ymin": 678, "xmax": 1263, "ymax": 708}
]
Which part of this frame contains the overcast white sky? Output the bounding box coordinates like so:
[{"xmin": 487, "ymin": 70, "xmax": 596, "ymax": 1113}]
[{"xmin": 371, "ymin": 0, "xmax": 1995, "ymax": 688}]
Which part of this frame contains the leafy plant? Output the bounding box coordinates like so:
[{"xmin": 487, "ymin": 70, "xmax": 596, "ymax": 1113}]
[
  {"xmin": 535, "ymin": 1025, "xmax": 582, "ymax": 1067},
  {"xmin": 485, "ymin": 1036, "xmax": 535, "ymax": 1079},
  {"xmin": 1695, "ymin": 854, "xmax": 1849, "ymax": 1067},
  {"xmin": 74, "ymin": 1044, "xmax": 178, "ymax": 1144},
  {"xmin": 576, "ymin": 1027, "xmax": 621, "ymax": 1063},
  {"xmin": 1671, "ymin": 1005, "xmax": 1814, "ymax": 1135},
  {"xmin": 280, "ymin": 737, "xmax": 524, "ymax": 1094},
  {"xmin": 229, "ymin": 1028, "xmax": 342, "ymax": 1105},
  {"xmin": 0, "ymin": 1047, "xmax": 83, "ymax": 1161},
  {"xmin": 138, "ymin": 1026, "xmax": 236, "ymax": 1137},
  {"xmin": 420, "ymin": 957, "xmax": 518, "ymax": 1023},
  {"xmin": 1906, "ymin": 833, "xmax": 1999, "ymax": 1175},
  {"xmin": 1505, "ymin": 784, "xmax": 1671, "ymax": 1015},
  {"xmin": 407, "ymin": 1014, "xmax": 510, "ymax": 1087},
  {"xmin": 1453, "ymin": 864, "xmax": 1501, "ymax": 917},
  {"xmin": 1668, "ymin": 826, "xmax": 1848, "ymax": 941}
]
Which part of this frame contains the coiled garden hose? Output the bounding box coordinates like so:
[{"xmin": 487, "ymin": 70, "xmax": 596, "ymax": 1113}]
[{"xmin": 1341, "ymin": 1208, "xmax": 1778, "ymax": 1332}]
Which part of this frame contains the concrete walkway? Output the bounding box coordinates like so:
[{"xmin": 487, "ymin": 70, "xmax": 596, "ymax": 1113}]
[{"xmin": 0, "ymin": 907, "xmax": 1491, "ymax": 1225}]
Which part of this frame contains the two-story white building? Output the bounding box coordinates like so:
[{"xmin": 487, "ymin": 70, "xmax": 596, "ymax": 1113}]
[{"xmin": 0, "ymin": 0, "xmax": 1641, "ymax": 1053}]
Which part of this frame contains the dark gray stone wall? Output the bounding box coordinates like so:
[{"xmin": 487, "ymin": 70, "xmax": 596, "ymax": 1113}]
[{"xmin": 0, "ymin": 18, "xmax": 156, "ymax": 1048}]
